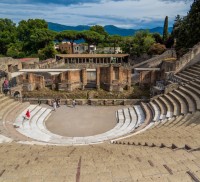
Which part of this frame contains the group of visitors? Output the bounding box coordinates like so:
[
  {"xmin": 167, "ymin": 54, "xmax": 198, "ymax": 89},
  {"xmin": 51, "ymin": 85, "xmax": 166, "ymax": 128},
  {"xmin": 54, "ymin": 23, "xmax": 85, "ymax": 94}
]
[
  {"xmin": 51, "ymin": 99, "xmax": 76, "ymax": 111},
  {"xmin": 21, "ymin": 98, "xmax": 77, "ymax": 124},
  {"xmin": 52, "ymin": 98, "xmax": 60, "ymax": 111}
]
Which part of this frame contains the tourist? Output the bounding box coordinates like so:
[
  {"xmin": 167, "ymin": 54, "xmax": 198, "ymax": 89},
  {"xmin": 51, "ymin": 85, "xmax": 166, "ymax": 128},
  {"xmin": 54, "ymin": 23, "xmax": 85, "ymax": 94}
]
[
  {"xmin": 53, "ymin": 100, "xmax": 57, "ymax": 111},
  {"xmin": 56, "ymin": 98, "xmax": 60, "ymax": 108},
  {"xmin": 3, "ymin": 78, "xmax": 9, "ymax": 88},
  {"xmin": 72, "ymin": 99, "xmax": 76, "ymax": 108},
  {"xmin": 38, "ymin": 98, "xmax": 41, "ymax": 105},
  {"xmin": 25, "ymin": 110, "xmax": 30, "ymax": 120}
]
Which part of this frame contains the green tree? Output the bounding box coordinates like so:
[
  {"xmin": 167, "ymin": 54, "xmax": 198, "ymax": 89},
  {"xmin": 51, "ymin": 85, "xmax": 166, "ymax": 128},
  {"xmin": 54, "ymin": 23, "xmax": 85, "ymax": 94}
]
[
  {"xmin": 121, "ymin": 36, "xmax": 134, "ymax": 54},
  {"xmin": 163, "ymin": 16, "xmax": 169, "ymax": 43},
  {"xmin": 148, "ymin": 43, "xmax": 166, "ymax": 55},
  {"xmin": 56, "ymin": 30, "xmax": 81, "ymax": 54},
  {"xmin": 90, "ymin": 25, "xmax": 108, "ymax": 39},
  {"xmin": 0, "ymin": 18, "xmax": 17, "ymax": 55},
  {"xmin": 6, "ymin": 42, "xmax": 24, "ymax": 58},
  {"xmin": 186, "ymin": 0, "xmax": 200, "ymax": 47},
  {"xmin": 152, "ymin": 33, "xmax": 163, "ymax": 44},
  {"xmin": 17, "ymin": 19, "xmax": 55, "ymax": 58},
  {"xmin": 38, "ymin": 43, "xmax": 57, "ymax": 60},
  {"xmin": 80, "ymin": 30, "xmax": 104, "ymax": 53},
  {"xmin": 131, "ymin": 31, "xmax": 155, "ymax": 56},
  {"xmin": 172, "ymin": 0, "xmax": 200, "ymax": 55},
  {"xmin": 107, "ymin": 35, "xmax": 122, "ymax": 53}
]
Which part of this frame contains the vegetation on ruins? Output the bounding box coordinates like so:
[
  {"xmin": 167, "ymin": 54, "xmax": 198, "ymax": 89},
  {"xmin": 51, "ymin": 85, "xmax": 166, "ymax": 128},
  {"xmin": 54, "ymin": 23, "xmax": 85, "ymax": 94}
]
[
  {"xmin": 172, "ymin": 0, "xmax": 200, "ymax": 56},
  {"xmin": 22, "ymin": 85, "xmax": 150, "ymax": 100}
]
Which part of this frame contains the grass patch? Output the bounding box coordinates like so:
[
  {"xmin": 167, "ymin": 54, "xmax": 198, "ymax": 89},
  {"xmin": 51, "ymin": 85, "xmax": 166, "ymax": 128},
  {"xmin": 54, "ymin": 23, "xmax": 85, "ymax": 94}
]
[{"xmin": 22, "ymin": 86, "xmax": 150, "ymax": 99}]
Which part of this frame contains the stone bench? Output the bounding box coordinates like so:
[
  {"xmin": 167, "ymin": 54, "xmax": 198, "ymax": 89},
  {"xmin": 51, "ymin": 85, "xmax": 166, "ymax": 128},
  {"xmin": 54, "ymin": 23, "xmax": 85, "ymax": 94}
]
[
  {"xmin": 174, "ymin": 89, "xmax": 196, "ymax": 113},
  {"xmin": 179, "ymin": 86, "xmax": 200, "ymax": 110},
  {"xmin": 153, "ymin": 98, "xmax": 167, "ymax": 120},
  {"xmin": 159, "ymin": 96, "xmax": 173, "ymax": 118},
  {"xmin": 168, "ymin": 92, "xmax": 188, "ymax": 114},
  {"xmin": 133, "ymin": 105, "xmax": 145, "ymax": 128},
  {"xmin": 149, "ymin": 102, "xmax": 160, "ymax": 121}
]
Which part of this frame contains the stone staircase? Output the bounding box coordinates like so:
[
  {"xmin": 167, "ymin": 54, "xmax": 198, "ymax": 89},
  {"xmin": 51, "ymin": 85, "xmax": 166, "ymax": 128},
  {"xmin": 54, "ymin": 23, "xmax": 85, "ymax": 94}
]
[{"xmin": 112, "ymin": 61, "xmax": 200, "ymax": 151}]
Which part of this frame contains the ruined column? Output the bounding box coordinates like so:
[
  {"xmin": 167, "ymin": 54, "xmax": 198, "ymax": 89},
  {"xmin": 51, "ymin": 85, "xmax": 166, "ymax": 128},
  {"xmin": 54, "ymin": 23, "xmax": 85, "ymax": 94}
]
[
  {"xmin": 96, "ymin": 67, "xmax": 100, "ymax": 90},
  {"xmin": 81, "ymin": 68, "xmax": 87, "ymax": 90},
  {"xmin": 118, "ymin": 66, "xmax": 123, "ymax": 82},
  {"xmin": 67, "ymin": 71, "xmax": 73, "ymax": 91},
  {"xmin": 109, "ymin": 65, "xmax": 113, "ymax": 91},
  {"xmin": 127, "ymin": 69, "xmax": 131, "ymax": 90}
]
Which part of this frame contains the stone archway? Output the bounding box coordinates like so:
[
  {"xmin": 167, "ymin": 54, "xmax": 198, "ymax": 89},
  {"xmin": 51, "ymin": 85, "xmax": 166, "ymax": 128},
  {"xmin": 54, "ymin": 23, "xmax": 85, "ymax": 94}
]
[{"xmin": 13, "ymin": 91, "xmax": 21, "ymax": 98}]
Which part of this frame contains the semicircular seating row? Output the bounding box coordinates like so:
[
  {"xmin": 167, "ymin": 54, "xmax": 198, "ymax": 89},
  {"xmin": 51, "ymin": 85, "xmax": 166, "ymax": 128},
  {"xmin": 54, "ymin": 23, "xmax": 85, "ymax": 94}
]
[
  {"xmin": 13, "ymin": 103, "xmax": 148, "ymax": 145},
  {"xmin": 112, "ymin": 61, "xmax": 200, "ymax": 150},
  {"xmin": 0, "ymin": 94, "xmax": 31, "ymax": 143}
]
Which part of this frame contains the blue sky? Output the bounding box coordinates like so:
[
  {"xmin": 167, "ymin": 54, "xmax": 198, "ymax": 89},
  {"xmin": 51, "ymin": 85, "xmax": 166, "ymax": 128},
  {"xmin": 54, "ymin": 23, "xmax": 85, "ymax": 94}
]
[{"xmin": 0, "ymin": 0, "xmax": 193, "ymax": 29}]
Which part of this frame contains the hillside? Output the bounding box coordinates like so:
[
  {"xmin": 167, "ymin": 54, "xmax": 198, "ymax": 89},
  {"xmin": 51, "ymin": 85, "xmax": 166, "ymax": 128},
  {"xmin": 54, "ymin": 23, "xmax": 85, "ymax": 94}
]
[{"xmin": 48, "ymin": 22, "xmax": 173, "ymax": 36}]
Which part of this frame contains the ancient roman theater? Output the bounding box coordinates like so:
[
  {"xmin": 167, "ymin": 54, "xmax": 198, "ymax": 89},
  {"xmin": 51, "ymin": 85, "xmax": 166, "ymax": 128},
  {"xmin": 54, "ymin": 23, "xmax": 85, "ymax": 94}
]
[{"xmin": 1, "ymin": 43, "xmax": 200, "ymax": 181}]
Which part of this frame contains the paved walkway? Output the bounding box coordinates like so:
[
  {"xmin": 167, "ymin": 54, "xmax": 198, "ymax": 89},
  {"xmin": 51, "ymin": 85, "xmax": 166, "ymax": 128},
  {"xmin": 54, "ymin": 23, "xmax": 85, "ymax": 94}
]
[{"xmin": 46, "ymin": 105, "xmax": 126, "ymax": 137}]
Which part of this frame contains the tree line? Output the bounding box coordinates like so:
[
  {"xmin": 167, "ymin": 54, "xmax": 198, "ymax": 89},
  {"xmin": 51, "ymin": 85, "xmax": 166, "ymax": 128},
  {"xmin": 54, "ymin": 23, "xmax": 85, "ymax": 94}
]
[
  {"xmin": 0, "ymin": 18, "xmax": 173, "ymax": 60},
  {"xmin": 172, "ymin": 0, "xmax": 200, "ymax": 57}
]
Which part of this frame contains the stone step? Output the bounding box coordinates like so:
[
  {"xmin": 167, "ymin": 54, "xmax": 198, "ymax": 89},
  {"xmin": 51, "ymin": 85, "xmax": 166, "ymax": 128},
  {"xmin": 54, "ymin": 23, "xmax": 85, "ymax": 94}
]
[
  {"xmin": 149, "ymin": 101, "xmax": 160, "ymax": 122},
  {"xmin": 0, "ymin": 98, "xmax": 13, "ymax": 109},
  {"xmin": 174, "ymin": 89, "xmax": 196, "ymax": 113},
  {"xmin": 164, "ymin": 97, "xmax": 180, "ymax": 116},
  {"xmin": 182, "ymin": 70, "xmax": 200, "ymax": 78},
  {"xmin": 168, "ymin": 92, "xmax": 188, "ymax": 114},
  {"xmin": 133, "ymin": 105, "xmax": 145, "ymax": 128},
  {"xmin": 0, "ymin": 101, "xmax": 20, "ymax": 120},
  {"xmin": 174, "ymin": 74, "xmax": 189, "ymax": 82},
  {"xmin": 178, "ymin": 72, "xmax": 195, "ymax": 81},
  {"xmin": 159, "ymin": 96, "xmax": 173, "ymax": 118},
  {"xmin": 14, "ymin": 105, "xmax": 37, "ymax": 127},
  {"xmin": 179, "ymin": 86, "xmax": 200, "ymax": 110},
  {"xmin": 154, "ymin": 98, "xmax": 167, "ymax": 119}
]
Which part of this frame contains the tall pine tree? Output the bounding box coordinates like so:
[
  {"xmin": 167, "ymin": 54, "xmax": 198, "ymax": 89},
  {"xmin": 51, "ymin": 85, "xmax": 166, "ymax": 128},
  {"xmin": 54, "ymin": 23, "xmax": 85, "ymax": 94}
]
[{"xmin": 163, "ymin": 16, "xmax": 169, "ymax": 43}]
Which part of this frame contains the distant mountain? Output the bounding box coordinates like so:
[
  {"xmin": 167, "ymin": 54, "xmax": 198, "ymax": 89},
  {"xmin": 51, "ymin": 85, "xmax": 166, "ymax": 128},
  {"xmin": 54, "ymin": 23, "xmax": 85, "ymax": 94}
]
[
  {"xmin": 48, "ymin": 22, "xmax": 90, "ymax": 32},
  {"xmin": 48, "ymin": 22, "xmax": 172, "ymax": 36}
]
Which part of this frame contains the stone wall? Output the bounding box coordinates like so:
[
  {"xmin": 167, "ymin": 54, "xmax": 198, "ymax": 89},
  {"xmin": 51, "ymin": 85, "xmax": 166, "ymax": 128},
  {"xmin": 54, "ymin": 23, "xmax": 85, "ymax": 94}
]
[
  {"xmin": 132, "ymin": 49, "xmax": 177, "ymax": 68},
  {"xmin": 58, "ymin": 70, "xmax": 83, "ymax": 91},
  {"xmin": 175, "ymin": 42, "xmax": 200, "ymax": 73},
  {"xmin": 100, "ymin": 67, "xmax": 110, "ymax": 84},
  {"xmin": 139, "ymin": 71, "xmax": 160, "ymax": 86},
  {"xmin": 0, "ymin": 57, "xmax": 22, "ymax": 73},
  {"xmin": 160, "ymin": 60, "xmax": 176, "ymax": 80},
  {"xmin": 22, "ymin": 98, "xmax": 148, "ymax": 106},
  {"xmin": 99, "ymin": 66, "xmax": 131, "ymax": 92},
  {"xmin": 20, "ymin": 73, "xmax": 45, "ymax": 91},
  {"xmin": 39, "ymin": 59, "xmax": 65, "ymax": 69},
  {"xmin": 164, "ymin": 83, "xmax": 179, "ymax": 94}
]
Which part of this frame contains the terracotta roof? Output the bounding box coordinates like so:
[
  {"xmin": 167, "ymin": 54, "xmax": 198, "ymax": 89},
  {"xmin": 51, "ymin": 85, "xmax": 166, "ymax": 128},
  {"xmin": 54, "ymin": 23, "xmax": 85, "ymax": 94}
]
[
  {"xmin": 56, "ymin": 54, "xmax": 129, "ymax": 58},
  {"xmin": 18, "ymin": 58, "xmax": 38, "ymax": 62}
]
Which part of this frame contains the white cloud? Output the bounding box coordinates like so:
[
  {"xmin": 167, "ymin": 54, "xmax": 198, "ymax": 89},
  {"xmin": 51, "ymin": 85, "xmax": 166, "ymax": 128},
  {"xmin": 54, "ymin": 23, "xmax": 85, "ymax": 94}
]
[{"xmin": 0, "ymin": 0, "xmax": 192, "ymax": 28}]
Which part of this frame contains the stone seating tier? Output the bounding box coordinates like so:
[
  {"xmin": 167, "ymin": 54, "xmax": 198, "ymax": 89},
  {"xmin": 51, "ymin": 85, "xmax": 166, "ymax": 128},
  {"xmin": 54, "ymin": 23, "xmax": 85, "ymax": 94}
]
[
  {"xmin": 13, "ymin": 105, "xmax": 147, "ymax": 145},
  {"xmin": 113, "ymin": 111, "xmax": 200, "ymax": 150},
  {"xmin": 1, "ymin": 142, "xmax": 200, "ymax": 181}
]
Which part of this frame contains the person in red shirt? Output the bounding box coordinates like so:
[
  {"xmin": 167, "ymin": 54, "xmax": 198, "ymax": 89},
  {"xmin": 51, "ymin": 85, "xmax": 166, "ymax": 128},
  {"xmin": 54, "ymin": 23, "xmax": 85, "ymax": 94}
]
[{"xmin": 25, "ymin": 110, "xmax": 30, "ymax": 119}]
